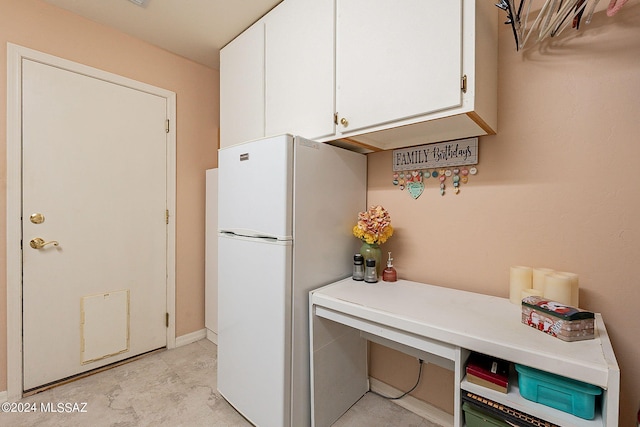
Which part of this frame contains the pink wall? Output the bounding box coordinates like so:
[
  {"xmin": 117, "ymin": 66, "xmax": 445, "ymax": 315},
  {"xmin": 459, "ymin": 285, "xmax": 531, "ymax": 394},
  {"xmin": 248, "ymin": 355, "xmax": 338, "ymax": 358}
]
[
  {"xmin": 367, "ymin": 4, "xmax": 640, "ymax": 425},
  {"xmin": 0, "ymin": 0, "xmax": 219, "ymax": 390},
  {"xmin": 1, "ymin": 0, "xmax": 638, "ymax": 424}
]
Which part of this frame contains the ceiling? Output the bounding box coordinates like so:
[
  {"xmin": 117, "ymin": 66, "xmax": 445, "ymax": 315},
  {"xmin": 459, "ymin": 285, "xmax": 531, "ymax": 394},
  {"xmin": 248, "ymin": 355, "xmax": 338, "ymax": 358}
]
[{"xmin": 43, "ymin": 0, "xmax": 283, "ymax": 69}]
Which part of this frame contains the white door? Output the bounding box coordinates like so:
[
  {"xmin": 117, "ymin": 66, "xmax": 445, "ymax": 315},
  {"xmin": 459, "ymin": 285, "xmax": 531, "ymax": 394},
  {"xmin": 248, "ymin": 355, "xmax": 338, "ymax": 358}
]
[{"xmin": 21, "ymin": 59, "xmax": 168, "ymax": 390}]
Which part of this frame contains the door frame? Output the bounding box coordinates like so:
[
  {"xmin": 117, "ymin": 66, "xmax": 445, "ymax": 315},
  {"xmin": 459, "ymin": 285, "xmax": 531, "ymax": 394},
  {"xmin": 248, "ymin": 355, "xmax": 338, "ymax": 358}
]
[{"xmin": 5, "ymin": 43, "xmax": 177, "ymax": 400}]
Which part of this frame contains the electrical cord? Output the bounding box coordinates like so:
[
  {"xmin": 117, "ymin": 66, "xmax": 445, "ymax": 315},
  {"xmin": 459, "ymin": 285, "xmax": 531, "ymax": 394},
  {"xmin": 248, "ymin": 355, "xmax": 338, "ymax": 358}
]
[{"xmin": 370, "ymin": 359, "xmax": 424, "ymax": 400}]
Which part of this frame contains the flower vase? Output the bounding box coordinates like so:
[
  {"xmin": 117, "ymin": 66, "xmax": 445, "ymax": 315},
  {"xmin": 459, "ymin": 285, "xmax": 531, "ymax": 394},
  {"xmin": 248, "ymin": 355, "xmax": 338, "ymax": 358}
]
[{"xmin": 360, "ymin": 242, "xmax": 382, "ymax": 276}]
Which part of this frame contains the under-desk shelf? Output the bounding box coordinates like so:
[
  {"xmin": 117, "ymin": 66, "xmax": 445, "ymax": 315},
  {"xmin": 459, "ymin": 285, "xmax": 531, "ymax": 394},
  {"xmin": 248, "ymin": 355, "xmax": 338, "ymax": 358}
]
[{"xmin": 461, "ymin": 374, "xmax": 603, "ymax": 427}]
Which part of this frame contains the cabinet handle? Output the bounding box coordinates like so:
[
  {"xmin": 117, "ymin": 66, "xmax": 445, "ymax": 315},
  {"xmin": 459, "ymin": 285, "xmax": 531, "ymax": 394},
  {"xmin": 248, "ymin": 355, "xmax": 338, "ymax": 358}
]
[{"xmin": 340, "ymin": 117, "xmax": 349, "ymax": 127}]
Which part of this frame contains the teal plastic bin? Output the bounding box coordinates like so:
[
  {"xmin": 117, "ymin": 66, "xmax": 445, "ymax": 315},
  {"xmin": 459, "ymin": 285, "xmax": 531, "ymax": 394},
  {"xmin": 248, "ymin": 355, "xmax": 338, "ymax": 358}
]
[{"xmin": 515, "ymin": 364, "xmax": 602, "ymax": 420}]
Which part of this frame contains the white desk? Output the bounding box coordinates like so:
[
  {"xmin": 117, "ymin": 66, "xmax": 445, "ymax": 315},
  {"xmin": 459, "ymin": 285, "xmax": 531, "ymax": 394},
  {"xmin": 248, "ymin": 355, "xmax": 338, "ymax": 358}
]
[{"xmin": 309, "ymin": 279, "xmax": 619, "ymax": 427}]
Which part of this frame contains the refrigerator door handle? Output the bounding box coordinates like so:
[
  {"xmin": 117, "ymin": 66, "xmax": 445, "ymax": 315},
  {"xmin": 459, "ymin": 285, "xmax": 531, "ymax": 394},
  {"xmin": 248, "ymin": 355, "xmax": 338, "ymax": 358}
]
[{"xmin": 220, "ymin": 230, "xmax": 281, "ymax": 242}]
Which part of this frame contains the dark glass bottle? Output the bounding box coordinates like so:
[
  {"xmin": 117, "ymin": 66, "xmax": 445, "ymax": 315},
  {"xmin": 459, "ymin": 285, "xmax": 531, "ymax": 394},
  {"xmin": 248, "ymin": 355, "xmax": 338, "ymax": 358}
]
[
  {"xmin": 352, "ymin": 254, "xmax": 364, "ymax": 281},
  {"xmin": 364, "ymin": 258, "xmax": 378, "ymax": 283}
]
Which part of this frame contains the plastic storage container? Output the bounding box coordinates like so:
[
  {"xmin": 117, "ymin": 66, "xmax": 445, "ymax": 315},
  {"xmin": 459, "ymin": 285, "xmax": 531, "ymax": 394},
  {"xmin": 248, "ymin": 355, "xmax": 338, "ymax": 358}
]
[
  {"xmin": 462, "ymin": 402, "xmax": 511, "ymax": 427},
  {"xmin": 515, "ymin": 364, "xmax": 602, "ymax": 420}
]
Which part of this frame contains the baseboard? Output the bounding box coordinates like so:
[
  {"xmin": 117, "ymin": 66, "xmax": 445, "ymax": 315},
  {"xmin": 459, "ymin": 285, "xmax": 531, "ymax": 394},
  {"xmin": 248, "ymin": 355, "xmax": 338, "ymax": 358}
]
[
  {"xmin": 0, "ymin": 390, "xmax": 7, "ymax": 403},
  {"xmin": 175, "ymin": 328, "xmax": 207, "ymax": 347},
  {"xmin": 369, "ymin": 377, "xmax": 454, "ymax": 427},
  {"xmin": 206, "ymin": 329, "xmax": 218, "ymax": 344}
]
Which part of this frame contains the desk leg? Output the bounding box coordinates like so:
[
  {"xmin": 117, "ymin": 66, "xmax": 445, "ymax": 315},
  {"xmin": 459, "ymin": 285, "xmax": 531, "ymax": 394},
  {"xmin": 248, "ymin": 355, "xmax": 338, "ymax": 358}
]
[
  {"xmin": 310, "ymin": 309, "xmax": 368, "ymax": 427},
  {"xmin": 454, "ymin": 348, "xmax": 470, "ymax": 427},
  {"xmin": 602, "ymin": 360, "xmax": 620, "ymax": 426}
]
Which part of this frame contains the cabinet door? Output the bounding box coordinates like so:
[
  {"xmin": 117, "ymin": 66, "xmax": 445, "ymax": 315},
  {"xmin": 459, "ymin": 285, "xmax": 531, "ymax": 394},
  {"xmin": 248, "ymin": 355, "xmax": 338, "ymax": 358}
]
[
  {"xmin": 265, "ymin": 0, "xmax": 335, "ymax": 140},
  {"xmin": 220, "ymin": 21, "xmax": 265, "ymax": 148},
  {"xmin": 336, "ymin": 0, "xmax": 463, "ymax": 134}
]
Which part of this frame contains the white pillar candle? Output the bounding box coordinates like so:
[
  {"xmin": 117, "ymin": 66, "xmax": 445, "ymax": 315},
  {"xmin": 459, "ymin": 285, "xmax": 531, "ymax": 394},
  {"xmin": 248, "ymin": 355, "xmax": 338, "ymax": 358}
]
[
  {"xmin": 522, "ymin": 288, "xmax": 543, "ymax": 300},
  {"xmin": 509, "ymin": 266, "xmax": 532, "ymax": 304},
  {"xmin": 532, "ymin": 267, "xmax": 555, "ymax": 293},
  {"xmin": 558, "ymin": 271, "xmax": 579, "ymax": 307},
  {"xmin": 544, "ymin": 273, "xmax": 573, "ymax": 306}
]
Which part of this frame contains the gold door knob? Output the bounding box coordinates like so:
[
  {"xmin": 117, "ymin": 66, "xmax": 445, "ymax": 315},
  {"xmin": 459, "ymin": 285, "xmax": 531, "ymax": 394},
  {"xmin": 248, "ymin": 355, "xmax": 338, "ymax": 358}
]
[
  {"xmin": 340, "ymin": 117, "xmax": 349, "ymax": 127},
  {"xmin": 30, "ymin": 237, "xmax": 59, "ymax": 249}
]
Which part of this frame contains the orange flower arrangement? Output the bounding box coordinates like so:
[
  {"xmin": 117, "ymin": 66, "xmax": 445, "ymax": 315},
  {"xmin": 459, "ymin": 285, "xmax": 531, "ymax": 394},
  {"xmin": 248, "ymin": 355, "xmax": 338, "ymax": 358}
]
[{"xmin": 352, "ymin": 205, "xmax": 393, "ymax": 245}]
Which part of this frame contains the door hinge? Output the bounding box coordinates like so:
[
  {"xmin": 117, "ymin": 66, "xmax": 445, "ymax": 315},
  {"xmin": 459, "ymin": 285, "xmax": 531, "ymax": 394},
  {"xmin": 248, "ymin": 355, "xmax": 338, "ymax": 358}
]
[
  {"xmin": 334, "ymin": 112, "xmax": 339, "ymax": 125},
  {"xmin": 166, "ymin": 312, "xmax": 169, "ymax": 328},
  {"xmin": 165, "ymin": 209, "xmax": 169, "ymax": 224},
  {"xmin": 461, "ymin": 75, "xmax": 468, "ymax": 93},
  {"xmin": 165, "ymin": 119, "xmax": 170, "ymax": 133}
]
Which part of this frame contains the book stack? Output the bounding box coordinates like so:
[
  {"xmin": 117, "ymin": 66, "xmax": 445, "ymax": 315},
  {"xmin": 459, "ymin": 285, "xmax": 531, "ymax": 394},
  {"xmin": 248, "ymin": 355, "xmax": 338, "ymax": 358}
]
[{"xmin": 465, "ymin": 352, "xmax": 510, "ymax": 393}]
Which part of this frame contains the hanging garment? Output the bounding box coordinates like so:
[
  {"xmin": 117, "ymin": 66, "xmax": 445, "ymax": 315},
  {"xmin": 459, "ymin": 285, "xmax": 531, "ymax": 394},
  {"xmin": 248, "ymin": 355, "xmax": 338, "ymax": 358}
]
[{"xmin": 607, "ymin": 0, "xmax": 629, "ymax": 16}]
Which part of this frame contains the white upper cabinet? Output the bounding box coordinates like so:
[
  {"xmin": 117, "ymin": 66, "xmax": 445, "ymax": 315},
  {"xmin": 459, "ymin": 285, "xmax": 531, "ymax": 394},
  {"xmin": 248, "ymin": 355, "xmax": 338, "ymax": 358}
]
[
  {"xmin": 219, "ymin": 0, "xmax": 497, "ymax": 151},
  {"xmin": 220, "ymin": 0, "xmax": 335, "ymax": 148},
  {"xmin": 335, "ymin": 0, "xmax": 463, "ymax": 135},
  {"xmin": 265, "ymin": 0, "xmax": 335, "ymax": 140},
  {"xmin": 220, "ymin": 21, "xmax": 265, "ymax": 148},
  {"xmin": 329, "ymin": 0, "xmax": 498, "ymax": 151}
]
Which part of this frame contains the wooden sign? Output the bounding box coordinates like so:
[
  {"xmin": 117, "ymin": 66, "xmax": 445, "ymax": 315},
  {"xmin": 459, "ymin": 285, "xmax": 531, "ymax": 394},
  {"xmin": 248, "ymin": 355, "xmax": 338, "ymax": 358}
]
[{"xmin": 392, "ymin": 137, "xmax": 478, "ymax": 171}]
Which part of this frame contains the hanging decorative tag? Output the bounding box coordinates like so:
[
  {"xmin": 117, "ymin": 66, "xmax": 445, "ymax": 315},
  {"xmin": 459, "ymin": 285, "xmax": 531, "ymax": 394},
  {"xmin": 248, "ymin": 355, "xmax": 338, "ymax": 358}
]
[{"xmin": 407, "ymin": 182, "xmax": 424, "ymax": 199}]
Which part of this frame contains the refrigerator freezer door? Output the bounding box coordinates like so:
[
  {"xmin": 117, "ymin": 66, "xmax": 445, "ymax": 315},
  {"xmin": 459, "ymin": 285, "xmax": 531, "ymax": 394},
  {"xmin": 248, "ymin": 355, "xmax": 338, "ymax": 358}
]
[
  {"xmin": 218, "ymin": 134, "xmax": 293, "ymax": 240},
  {"xmin": 217, "ymin": 233, "xmax": 293, "ymax": 427}
]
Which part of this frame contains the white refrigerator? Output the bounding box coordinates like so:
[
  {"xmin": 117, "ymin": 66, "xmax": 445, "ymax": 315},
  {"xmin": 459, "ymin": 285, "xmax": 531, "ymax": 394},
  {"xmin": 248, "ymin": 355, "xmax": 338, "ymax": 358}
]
[{"xmin": 217, "ymin": 134, "xmax": 366, "ymax": 427}]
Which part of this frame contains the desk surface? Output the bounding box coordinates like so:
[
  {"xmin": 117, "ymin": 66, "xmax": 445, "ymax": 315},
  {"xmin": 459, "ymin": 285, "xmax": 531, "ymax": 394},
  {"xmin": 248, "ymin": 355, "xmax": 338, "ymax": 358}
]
[{"xmin": 311, "ymin": 278, "xmax": 618, "ymax": 388}]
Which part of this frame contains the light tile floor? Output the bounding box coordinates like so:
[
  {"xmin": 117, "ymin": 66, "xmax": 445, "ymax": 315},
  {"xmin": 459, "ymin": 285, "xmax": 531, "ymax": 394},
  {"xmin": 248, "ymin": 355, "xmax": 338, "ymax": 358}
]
[{"xmin": 1, "ymin": 339, "xmax": 441, "ymax": 427}]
